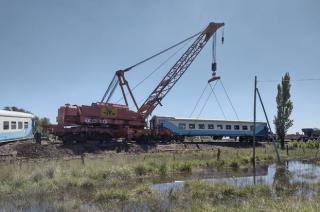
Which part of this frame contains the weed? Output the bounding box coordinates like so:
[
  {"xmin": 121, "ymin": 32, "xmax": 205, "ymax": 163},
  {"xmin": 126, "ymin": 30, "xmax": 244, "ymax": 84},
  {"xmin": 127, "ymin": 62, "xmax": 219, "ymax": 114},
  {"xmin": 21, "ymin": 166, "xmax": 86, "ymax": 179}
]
[
  {"xmin": 95, "ymin": 189, "xmax": 128, "ymax": 203},
  {"xmin": 158, "ymin": 163, "xmax": 167, "ymax": 176}
]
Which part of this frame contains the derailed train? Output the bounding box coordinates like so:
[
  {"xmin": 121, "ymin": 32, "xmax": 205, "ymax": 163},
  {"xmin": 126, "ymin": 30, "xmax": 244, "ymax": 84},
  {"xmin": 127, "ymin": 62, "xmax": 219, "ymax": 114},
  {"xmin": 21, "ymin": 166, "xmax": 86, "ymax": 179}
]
[
  {"xmin": 0, "ymin": 109, "xmax": 34, "ymax": 143},
  {"xmin": 51, "ymin": 104, "xmax": 269, "ymax": 143},
  {"xmin": 150, "ymin": 116, "xmax": 269, "ymax": 141}
]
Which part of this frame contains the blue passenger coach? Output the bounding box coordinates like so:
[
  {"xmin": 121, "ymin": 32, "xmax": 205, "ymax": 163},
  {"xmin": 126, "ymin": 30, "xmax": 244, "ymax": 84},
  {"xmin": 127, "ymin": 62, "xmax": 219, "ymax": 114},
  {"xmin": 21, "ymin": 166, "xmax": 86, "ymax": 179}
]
[
  {"xmin": 150, "ymin": 116, "xmax": 269, "ymax": 141},
  {"xmin": 0, "ymin": 110, "xmax": 34, "ymax": 143}
]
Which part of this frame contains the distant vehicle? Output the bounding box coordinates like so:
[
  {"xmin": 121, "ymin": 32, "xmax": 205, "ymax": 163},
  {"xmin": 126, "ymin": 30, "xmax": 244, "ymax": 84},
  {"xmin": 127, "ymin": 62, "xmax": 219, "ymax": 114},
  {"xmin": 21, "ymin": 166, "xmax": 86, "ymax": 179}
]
[
  {"xmin": 150, "ymin": 116, "xmax": 269, "ymax": 142},
  {"xmin": 0, "ymin": 109, "xmax": 34, "ymax": 143},
  {"xmin": 302, "ymin": 128, "xmax": 320, "ymax": 141}
]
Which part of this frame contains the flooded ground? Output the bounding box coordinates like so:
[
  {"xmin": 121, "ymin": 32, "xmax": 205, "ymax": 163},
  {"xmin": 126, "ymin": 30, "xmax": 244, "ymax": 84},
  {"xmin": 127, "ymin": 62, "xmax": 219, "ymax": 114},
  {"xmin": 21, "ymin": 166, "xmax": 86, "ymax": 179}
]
[
  {"xmin": 152, "ymin": 160, "xmax": 320, "ymax": 196},
  {"xmin": 2, "ymin": 159, "xmax": 320, "ymax": 211}
]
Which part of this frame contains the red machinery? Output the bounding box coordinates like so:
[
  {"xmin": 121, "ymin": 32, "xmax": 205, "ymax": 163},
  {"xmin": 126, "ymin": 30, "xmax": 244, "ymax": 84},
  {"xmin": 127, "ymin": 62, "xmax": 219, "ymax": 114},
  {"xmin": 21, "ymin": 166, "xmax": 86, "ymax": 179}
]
[{"xmin": 53, "ymin": 22, "xmax": 225, "ymax": 142}]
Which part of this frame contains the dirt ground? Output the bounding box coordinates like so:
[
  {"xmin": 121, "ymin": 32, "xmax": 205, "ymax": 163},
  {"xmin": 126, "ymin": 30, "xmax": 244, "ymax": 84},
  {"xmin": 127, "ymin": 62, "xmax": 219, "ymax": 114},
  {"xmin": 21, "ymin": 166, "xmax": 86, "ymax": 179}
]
[
  {"xmin": 0, "ymin": 139, "xmax": 256, "ymax": 161},
  {"xmin": 0, "ymin": 140, "xmax": 220, "ymax": 160}
]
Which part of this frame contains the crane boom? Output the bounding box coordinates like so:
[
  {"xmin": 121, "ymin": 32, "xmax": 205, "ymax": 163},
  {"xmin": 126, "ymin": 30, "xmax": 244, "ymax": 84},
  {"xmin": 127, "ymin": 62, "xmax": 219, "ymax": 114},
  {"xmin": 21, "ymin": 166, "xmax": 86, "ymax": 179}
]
[{"xmin": 137, "ymin": 22, "xmax": 224, "ymax": 118}]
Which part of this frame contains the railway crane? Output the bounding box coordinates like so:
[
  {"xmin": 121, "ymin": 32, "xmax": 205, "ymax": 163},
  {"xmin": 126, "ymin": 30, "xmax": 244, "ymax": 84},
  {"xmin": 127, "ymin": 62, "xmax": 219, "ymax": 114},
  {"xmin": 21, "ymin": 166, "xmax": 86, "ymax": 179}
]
[{"xmin": 53, "ymin": 22, "xmax": 225, "ymax": 143}]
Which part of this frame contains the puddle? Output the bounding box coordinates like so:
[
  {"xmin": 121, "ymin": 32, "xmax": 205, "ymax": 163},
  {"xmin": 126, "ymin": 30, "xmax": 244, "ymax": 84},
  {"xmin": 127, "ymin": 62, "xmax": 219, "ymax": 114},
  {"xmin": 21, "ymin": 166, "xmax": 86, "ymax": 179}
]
[{"xmin": 152, "ymin": 160, "xmax": 320, "ymax": 195}]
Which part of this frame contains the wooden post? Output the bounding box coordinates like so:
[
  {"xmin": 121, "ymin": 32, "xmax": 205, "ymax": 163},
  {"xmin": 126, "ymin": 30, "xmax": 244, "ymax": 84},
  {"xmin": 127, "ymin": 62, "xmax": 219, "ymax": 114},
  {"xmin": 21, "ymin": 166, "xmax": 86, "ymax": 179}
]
[{"xmin": 81, "ymin": 154, "xmax": 85, "ymax": 165}]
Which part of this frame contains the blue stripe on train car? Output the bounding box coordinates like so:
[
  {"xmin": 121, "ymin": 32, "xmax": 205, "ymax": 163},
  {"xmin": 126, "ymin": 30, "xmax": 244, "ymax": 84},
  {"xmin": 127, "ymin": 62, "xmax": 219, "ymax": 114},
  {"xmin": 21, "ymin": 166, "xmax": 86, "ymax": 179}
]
[
  {"xmin": 161, "ymin": 120, "xmax": 268, "ymax": 137},
  {"xmin": 0, "ymin": 124, "xmax": 33, "ymax": 142},
  {"xmin": 0, "ymin": 130, "xmax": 34, "ymax": 142}
]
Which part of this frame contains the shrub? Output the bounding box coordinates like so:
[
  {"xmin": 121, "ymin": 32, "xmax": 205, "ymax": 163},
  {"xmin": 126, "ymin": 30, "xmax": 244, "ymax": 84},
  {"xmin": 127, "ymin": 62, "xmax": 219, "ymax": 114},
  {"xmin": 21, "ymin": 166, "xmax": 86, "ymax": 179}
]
[
  {"xmin": 178, "ymin": 162, "xmax": 192, "ymax": 173},
  {"xmin": 80, "ymin": 181, "xmax": 94, "ymax": 190},
  {"xmin": 292, "ymin": 141, "xmax": 298, "ymax": 148},
  {"xmin": 240, "ymin": 157, "xmax": 249, "ymax": 165},
  {"xmin": 134, "ymin": 164, "xmax": 147, "ymax": 176},
  {"xmin": 31, "ymin": 172, "xmax": 43, "ymax": 183},
  {"xmin": 229, "ymin": 161, "xmax": 239, "ymax": 169},
  {"xmin": 45, "ymin": 167, "xmax": 55, "ymax": 179}
]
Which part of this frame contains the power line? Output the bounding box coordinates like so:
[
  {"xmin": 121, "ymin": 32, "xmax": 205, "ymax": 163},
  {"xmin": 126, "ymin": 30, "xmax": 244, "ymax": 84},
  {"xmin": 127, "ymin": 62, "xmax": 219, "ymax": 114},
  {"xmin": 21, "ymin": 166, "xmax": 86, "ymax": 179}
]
[{"xmin": 258, "ymin": 78, "xmax": 320, "ymax": 83}]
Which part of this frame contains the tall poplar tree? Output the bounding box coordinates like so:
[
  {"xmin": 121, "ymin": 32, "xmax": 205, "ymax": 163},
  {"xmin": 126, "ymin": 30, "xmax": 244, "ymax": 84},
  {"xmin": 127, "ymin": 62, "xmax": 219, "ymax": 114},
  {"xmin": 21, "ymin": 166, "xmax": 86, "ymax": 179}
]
[{"xmin": 274, "ymin": 72, "xmax": 293, "ymax": 149}]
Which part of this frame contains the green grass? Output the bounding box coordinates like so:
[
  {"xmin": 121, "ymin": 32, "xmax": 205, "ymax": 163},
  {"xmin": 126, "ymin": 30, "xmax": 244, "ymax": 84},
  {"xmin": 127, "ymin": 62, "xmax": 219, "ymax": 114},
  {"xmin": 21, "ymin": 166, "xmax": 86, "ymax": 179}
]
[{"xmin": 1, "ymin": 144, "xmax": 320, "ymax": 210}]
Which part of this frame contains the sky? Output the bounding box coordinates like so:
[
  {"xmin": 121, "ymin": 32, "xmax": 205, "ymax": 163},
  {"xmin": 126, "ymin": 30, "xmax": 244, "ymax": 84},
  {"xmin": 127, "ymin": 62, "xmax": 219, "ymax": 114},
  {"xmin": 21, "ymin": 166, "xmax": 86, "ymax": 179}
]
[{"xmin": 0, "ymin": 0, "xmax": 319, "ymax": 133}]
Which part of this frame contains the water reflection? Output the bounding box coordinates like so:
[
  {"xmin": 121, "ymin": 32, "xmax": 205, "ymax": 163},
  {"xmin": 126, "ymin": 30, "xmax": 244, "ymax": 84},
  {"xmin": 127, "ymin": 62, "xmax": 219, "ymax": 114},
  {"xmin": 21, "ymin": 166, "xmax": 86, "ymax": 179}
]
[{"xmin": 152, "ymin": 160, "xmax": 320, "ymax": 196}]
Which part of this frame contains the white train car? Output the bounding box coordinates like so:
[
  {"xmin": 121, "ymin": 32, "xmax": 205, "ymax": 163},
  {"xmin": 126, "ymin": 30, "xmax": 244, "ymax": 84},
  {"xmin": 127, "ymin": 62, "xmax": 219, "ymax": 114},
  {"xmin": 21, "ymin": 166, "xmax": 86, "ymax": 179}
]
[
  {"xmin": 0, "ymin": 109, "xmax": 34, "ymax": 143},
  {"xmin": 150, "ymin": 116, "xmax": 268, "ymax": 141}
]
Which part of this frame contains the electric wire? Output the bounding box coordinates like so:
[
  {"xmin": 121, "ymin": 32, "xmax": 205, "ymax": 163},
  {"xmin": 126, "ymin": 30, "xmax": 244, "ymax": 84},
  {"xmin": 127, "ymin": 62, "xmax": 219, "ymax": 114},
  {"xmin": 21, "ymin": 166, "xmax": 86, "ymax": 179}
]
[
  {"xmin": 258, "ymin": 78, "xmax": 320, "ymax": 83},
  {"xmin": 219, "ymin": 79, "xmax": 239, "ymax": 120}
]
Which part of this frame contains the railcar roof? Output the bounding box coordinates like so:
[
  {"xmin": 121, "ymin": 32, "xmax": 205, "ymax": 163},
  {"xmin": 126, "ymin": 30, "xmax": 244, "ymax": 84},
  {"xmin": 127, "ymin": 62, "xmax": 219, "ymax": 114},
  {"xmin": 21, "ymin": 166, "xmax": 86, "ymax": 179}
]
[
  {"xmin": 152, "ymin": 115, "xmax": 266, "ymax": 124},
  {"xmin": 0, "ymin": 109, "xmax": 34, "ymax": 118}
]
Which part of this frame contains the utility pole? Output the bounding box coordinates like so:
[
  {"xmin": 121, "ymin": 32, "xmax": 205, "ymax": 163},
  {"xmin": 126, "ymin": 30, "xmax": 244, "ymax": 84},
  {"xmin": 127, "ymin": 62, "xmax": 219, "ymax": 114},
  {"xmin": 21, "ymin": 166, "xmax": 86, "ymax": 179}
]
[
  {"xmin": 256, "ymin": 88, "xmax": 281, "ymax": 163},
  {"xmin": 253, "ymin": 76, "xmax": 257, "ymax": 164},
  {"xmin": 253, "ymin": 76, "xmax": 257, "ymax": 184}
]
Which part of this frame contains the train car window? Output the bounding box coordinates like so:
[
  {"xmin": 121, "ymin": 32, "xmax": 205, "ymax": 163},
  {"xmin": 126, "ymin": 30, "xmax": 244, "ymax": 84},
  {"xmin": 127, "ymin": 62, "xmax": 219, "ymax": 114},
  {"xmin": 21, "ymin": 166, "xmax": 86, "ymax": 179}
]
[
  {"xmin": 178, "ymin": 123, "xmax": 186, "ymax": 129},
  {"xmin": 198, "ymin": 124, "xmax": 205, "ymax": 129},
  {"xmin": 3, "ymin": 121, "xmax": 9, "ymax": 130},
  {"xmin": 242, "ymin": 125, "xmax": 248, "ymax": 130},
  {"xmin": 11, "ymin": 121, "xmax": 17, "ymax": 130},
  {"xmin": 234, "ymin": 125, "xmax": 240, "ymax": 130},
  {"xmin": 18, "ymin": 122, "xmax": 23, "ymax": 129},
  {"xmin": 24, "ymin": 122, "xmax": 29, "ymax": 129},
  {"xmin": 217, "ymin": 125, "xmax": 223, "ymax": 130},
  {"xmin": 208, "ymin": 124, "xmax": 214, "ymax": 129},
  {"xmin": 226, "ymin": 125, "xmax": 231, "ymax": 130},
  {"xmin": 250, "ymin": 125, "xmax": 254, "ymax": 131},
  {"xmin": 189, "ymin": 124, "xmax": 195, "ymax": 129}
]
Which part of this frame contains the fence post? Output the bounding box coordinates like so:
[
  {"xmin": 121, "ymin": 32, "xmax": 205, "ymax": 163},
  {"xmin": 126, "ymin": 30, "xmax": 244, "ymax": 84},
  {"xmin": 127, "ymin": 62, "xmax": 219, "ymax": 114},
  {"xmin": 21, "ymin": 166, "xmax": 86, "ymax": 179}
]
[{"xmin": 81, "ymin": 154, "xmax": 85, "ymax": 165}]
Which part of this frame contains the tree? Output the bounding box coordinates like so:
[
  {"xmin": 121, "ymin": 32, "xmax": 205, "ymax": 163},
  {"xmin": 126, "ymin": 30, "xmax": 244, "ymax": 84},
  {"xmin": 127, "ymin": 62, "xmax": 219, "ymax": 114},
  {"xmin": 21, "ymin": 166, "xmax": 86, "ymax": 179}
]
[
  {"xmin": 3, "ymin": 106, "xmax": 32, "ymax": 114},
  {"xmin": 274, "ymin": 73, "xmax": 293, "ymax": 149},
  {"xmin": 34, "ymin": 116, "xmax": 51, "ymax": 135}
]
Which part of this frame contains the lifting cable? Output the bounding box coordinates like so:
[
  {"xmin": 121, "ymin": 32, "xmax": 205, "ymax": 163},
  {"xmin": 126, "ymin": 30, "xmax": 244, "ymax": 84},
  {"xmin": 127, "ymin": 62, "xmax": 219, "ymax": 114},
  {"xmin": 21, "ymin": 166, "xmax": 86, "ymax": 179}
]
[
  {"xmin": 212, "ymin": 33, "xmax": 217, "ymax": 65},
  {"xmin": 115, "ymin": 38, "xmax": 193, "ymax": 104},
  {"xmin": 123, "ymin": 30, "xmax": 202, "ymax": 72},
  {"xmin": 189, "ymin": 83, "xmax": 209, "ymax": 117},
  {"xmin": 101, "ymin": 74, "xmax": 118, "ymax": 103},
  {"xmin": 219, "ymin": 79, "xmax": 239, "ymax": 120},
  {"xmin": 101, "ymin": 29, "xmax": 203, "ymax": 103},
  {"xmin": 197, "ymin": 80, "xmax": 220, "ymax": 118},
  {"xmin": 209, "ymin": 82, "xmax": 227, "ymax": 120},
  {"xmin": 106, "ymin": 77, "xmax": 119, "ymax": 103}
]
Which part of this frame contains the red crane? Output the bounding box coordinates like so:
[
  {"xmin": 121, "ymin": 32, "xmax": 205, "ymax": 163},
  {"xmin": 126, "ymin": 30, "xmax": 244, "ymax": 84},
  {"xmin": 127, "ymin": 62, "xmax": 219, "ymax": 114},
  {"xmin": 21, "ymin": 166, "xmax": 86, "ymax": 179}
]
[{"xmin": 53, "ymin": 22, "xmax": 225, "ymax": 142}]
